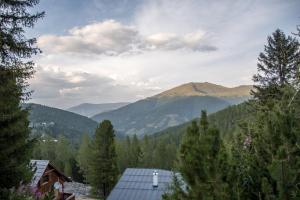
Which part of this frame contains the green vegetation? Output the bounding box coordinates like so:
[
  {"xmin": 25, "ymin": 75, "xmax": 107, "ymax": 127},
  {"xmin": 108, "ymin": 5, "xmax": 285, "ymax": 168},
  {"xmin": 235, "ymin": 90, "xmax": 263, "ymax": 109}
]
[
  {"xmin": 0, "ymin": 0, "xmax": 44, "ymax": 199},
  {"xmin": 88, "ymin": 120, "xmax": 118, "ymax": 198},
  {"xmin": 32, "ymin": 135, "xmax": 84, "ymax": 181}
]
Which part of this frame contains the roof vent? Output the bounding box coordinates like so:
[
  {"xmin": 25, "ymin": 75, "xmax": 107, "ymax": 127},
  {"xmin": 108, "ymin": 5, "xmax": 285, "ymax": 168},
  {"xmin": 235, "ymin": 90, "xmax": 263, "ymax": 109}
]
[{"xmin": 153, "ymin": 170, "xmax": 158, "ymax": 187}]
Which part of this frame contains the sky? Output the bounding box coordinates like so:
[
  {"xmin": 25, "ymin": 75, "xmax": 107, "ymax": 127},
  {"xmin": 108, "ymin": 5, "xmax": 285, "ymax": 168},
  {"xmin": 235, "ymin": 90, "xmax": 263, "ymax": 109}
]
[{"xmin": 27, "ymin": 0, "xmax": 300, "ymax": 108}]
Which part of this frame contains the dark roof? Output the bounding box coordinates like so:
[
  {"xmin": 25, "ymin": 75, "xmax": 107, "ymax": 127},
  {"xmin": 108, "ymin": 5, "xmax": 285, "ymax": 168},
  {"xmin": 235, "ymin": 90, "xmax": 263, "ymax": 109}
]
[
  {"xmin": 107, "ymin": 168, "xmax": 175, "ymax": 200},
  {"xmin": 30, "ymin": 160, "xmax": 72, "ymax": 187}
]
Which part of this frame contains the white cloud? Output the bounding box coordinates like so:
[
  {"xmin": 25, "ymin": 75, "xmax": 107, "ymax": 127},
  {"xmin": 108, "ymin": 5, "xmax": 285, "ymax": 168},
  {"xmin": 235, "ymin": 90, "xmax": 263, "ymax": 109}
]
[
  {"xmin": 29, "ymin": 67, "xmax": 161, "ymax": 108},
  {"xmin": 37, "ymin": 19, "xmax": 216, "ymax": 55},
  {"xmin": 38, "ymin": 20, "xmax": 140, "ymax": 55}
]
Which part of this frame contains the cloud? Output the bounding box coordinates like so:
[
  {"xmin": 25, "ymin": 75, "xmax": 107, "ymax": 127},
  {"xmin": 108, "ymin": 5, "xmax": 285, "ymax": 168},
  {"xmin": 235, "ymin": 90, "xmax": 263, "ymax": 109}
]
[
  {"xmin": 38, "ymin": 20, "xmax": 140, "ymax": 55},
  {"xmin": 29, "ymin": 67, "xmax": 161, "ymax": 108},
  {"xmin": 145, "ymin": 31, "xmax": 216, "ymax": 51},
  {"xmin": 37, "ymin": 20, "xmax": 216, "ymax": 55}
]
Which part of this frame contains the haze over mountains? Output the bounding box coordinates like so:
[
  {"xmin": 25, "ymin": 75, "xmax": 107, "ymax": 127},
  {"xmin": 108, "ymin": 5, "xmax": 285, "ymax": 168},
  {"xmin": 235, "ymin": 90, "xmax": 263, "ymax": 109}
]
[
  {"xmin": 67, "ymin": 102, "xmax": 130, "ymax": 117},
  {"xmin": 92, "ymin": 82, "xmax": 252, "ymax": 136}
]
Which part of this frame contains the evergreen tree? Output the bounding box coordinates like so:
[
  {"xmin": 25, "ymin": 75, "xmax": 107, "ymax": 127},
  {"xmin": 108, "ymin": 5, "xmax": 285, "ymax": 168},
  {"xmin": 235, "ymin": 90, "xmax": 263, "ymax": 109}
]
[
  {"xmin": 88, "ymin": 120, "xmax": 119, "ymax": 198},
  {"xmin": 0, "ymin": 0, "xmax": 44, "ymax": 198},
  {"xmin": 252, "ymin": 29, "xmax": 300, "ymax": 102},
  {"xmin": 170, "ymin": 111, "xmax": 229, "ymax": 200}
]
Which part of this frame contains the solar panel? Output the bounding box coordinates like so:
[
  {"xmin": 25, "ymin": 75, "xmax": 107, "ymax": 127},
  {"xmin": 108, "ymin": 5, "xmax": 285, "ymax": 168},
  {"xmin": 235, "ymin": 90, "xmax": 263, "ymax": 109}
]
[{"xmin": 107, "ymin": 168, "xmax": 177, "ymax": 200}]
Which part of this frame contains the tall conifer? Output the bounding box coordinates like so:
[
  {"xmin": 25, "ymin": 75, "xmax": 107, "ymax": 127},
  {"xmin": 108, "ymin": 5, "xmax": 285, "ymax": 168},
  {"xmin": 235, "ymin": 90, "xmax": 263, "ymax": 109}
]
[
  {"xmin": 252, "ymin": 29, "xmax": 300, "ymax": 102},
  {"xmin": 88, "ymin": 120, "xmax": 118, "ymax": 198},
  {"xmin": 0, "ymin": 0, "xmax": 44, "ymax": 198}
]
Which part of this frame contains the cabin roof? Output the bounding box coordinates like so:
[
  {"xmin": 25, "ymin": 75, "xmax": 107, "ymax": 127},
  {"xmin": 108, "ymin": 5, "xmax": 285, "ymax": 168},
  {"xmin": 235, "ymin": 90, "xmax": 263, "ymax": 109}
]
[
  {"xmin": 107, "ymin": 168, "xmax": 176, "ymax": 200},
  {"xmin": 30, "ymin": 160, "xmax": 72, "ymax": 187}
]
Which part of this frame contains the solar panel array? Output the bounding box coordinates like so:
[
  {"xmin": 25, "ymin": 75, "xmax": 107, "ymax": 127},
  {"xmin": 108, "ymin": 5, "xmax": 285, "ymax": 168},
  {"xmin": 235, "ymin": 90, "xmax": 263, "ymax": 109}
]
[
  {"xmin": 30, "ymin": 160, "xmax": 49, "ymax": 187},
  {"xmin": 107, "ymin": 168, "xmax": 174, "ymax": 200}
]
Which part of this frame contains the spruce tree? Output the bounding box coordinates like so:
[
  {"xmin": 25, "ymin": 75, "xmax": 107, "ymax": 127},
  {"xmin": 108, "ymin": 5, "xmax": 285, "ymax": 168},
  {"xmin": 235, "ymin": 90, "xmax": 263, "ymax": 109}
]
[
  {"xmin": 88, "ymin": 120, "xmax": 118, "ymax": 198},
  {"xmin": 0, "ymin": 0, "xmax": 44, "ymax": 198},
  {"xmin": 252, "ymin": 29, "xmax": 300, "ymax": 102}
]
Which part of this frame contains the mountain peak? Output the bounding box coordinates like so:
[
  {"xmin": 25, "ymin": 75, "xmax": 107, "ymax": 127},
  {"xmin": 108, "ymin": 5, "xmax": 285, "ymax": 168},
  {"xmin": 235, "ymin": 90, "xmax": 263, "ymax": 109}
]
[{"xmin": 155, "ymin": 82, "xmax": 252, "ymax": 98}]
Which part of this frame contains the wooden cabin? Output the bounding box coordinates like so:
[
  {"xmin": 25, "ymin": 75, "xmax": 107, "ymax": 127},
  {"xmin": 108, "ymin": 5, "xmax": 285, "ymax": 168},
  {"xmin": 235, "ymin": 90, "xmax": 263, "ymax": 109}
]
[{"xmin": 30, "ymin": 160, "xmax": 75, "ymax": 200}]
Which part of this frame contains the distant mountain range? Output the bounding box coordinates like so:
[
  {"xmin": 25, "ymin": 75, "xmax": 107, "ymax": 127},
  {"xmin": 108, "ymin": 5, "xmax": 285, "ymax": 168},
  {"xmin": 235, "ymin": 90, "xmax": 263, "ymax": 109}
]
[
  {"xmin": 25, "ymin": 82, "xmax": 252, "ymax": 140},
  {"xmin": 67, "ymin": 102, "xmax": 130, "ymax": 117},
  {"xmin": 24, "ymin": 103, "xmax": 98, "ymax": 143},
  {"xmin": 92, "ymin": 82, "xmax": 252, "ymax": 136}
]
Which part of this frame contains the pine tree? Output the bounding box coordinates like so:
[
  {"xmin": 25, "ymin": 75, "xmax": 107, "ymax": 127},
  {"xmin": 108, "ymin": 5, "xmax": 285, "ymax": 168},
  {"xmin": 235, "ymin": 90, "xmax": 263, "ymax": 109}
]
[
  {"xmin": 0, "ymin": 0, "xmax": 44, "ymax": 198},
  {"xmin": 252, "ymin": 29, "xmax": 300, "ymax": 102},
  {"xmin": 88, "ymin": 120, "xmax": 119, "ymax": 198}
]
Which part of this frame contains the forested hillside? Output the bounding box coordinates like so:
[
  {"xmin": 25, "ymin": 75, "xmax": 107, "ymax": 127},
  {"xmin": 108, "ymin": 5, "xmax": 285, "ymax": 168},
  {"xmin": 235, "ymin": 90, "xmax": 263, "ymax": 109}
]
[
  {"xmin": 151, "ymin": 102, "xmax": 253, "ymax": 144},
  {"xmin": 24, "ymin": 103, "xmax": 98, "ymax": 143}
]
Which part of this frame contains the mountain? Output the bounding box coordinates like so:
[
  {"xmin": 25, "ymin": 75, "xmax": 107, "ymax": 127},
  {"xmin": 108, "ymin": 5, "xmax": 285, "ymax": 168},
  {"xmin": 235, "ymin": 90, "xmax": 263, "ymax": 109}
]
[
  {"xmin": 67, "ymin": 102, "xmax": 130, "ymax": 117},
  {"xmin": 24, "ymin": 103, "xmax": 98, "ymax": 143},
  {"xmin": 92, "ymin": 82, "xmax": 252, "ymax": 136}
]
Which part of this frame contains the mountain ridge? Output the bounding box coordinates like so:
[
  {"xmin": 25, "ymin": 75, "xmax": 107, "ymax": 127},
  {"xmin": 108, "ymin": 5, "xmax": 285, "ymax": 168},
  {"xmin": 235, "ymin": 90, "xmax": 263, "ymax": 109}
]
[
  {"xmin": 67, "ymin": 102, "xmax": 130, "ymax": 117},
  {"xmin": 154, "ymin": 82, "xmax": 253, "ymax": 98}
]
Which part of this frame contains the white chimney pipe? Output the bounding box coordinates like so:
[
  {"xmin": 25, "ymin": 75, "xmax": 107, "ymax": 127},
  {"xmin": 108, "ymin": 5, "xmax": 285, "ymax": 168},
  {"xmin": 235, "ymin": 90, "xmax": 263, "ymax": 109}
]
[{"xmin": 153, "ymin": 170, "xmax": 158, "ymax": 187}]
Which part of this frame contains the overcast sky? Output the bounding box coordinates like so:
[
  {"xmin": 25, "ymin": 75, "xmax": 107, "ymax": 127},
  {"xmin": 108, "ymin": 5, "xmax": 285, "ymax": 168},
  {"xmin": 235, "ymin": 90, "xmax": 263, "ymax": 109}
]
[{"xmin": 27, "ymin": 0, "xmax": 300, "ymax": 108}]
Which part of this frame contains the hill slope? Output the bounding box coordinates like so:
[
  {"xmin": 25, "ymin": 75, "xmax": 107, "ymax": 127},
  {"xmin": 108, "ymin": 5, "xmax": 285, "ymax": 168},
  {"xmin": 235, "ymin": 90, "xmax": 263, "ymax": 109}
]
[
  {"xmin": 151, "ymin": 102, "xmax": 254, "ymax": 145},
  {"xmin": 92, "ymin": 82, "xmax": 252, "ymax": 136},
  {"xmin": 24, "ymin": 103, "xmax": 98, "ymax": 143},
  {"xmin": 67, "ymin": 102, "xmax": 130, "ymax": 117}
]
